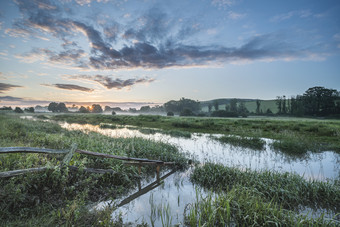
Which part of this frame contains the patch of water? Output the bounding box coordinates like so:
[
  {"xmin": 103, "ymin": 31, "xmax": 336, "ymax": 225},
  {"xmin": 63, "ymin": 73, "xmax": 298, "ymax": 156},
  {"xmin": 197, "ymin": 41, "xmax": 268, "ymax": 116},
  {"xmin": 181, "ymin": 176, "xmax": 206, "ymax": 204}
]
[{"xmin": 59, "ymin": 122, "xmax": 340, "ymax": 225}]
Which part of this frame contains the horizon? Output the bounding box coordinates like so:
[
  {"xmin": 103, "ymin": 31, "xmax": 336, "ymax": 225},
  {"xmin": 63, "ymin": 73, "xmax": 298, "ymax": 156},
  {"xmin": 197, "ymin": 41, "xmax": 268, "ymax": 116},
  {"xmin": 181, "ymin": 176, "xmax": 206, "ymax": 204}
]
[{"xmin": 1, "ymin": 0, "xmax": 340, "ymax": 106}]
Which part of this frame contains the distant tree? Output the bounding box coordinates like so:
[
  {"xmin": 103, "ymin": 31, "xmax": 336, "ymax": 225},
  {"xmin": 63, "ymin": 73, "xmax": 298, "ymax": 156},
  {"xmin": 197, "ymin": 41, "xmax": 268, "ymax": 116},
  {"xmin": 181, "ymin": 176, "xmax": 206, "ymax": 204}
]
[
  {"xmin": 164, "ymin": 98, "xmax": 200, "ymax": 114},
  {"xmin": 266, "ymin": 108, "xmax": 273, "ymax": 115},
  {"xmin": 167, "ymin": 111, "xmax": 174, "ymax": 116},
  {"xmin": 140, "ymin": 105, "xmax": 151, "ymax": 112},
  {"xmin": 56, "ymin": 103, "xmax": 68, "ymax": 112},
  {"xmin": 112, "ymin": 107, "xmax": 123, "ymax": 112},
  {"xmin": 150, "ymin": 105, "xmax": 165, "ymax": 112},
  {"xmin": 0, "ymin": 106, "xmax": 12, "ymax": 110},
  {"xmin": 79, "ymin": 106, "xmax": 89, "ymax": 113},
  {"xmin": 225, "ymin": 104, "xmax": 230, "ymax": 112},
  {"xmin": 211, "ymin": 110, "xmax": 238, "ymax": 118},
  {"xmin": 24, "ymin": 107, "xmax": 35, "ymax": 113},
  {"xmin": 104, "ymin": 106, "xmax": 113, "ymax": 112},
  {"xmin": 129, "ymin": 108, "xmax": 137, "ymax": 113},
  {"xmin": 208, "ymin": 103, "xmax": 212, "ymax": 113},
  {"xmin": 92, "ymin": 104, "xmax": 103, "ymax": 113},
  {"xmin": 238, "ymin": 102, "xmax": 248, "ymax": 117},
  {"xmin": 180, "ymin": 108, "xmax": 195, "ymax": 116},
  {"xmin": 48, "ymin": 102, "xmax": 58, "ymax": 112},
  {"xmin": 112, "ymin": 111, "xmax": 116, "ymax": 115},
  {"xmin": 230, "ymin": 99, "xmax": 238, "ymax": 113},
  {"xmin": 282, "ymin": 95, "xmax": 287, "ymax": 114},
  {"xmin": 256, "ymin": 100, "xmax": 261, "ymax": 115},
  {"xmin": 14, "ymin": 107, "xmax": 24, "ymax": 113},
  {"xmin": 302, "ymin": 86, "xmax": 339, "ymax": 116},
  {"xmin": 276, "ymin": 96, "xmax": 282, "ymax": 114},
  {"xmin": 290, "ymin": 95, "xmax": 304, "ymax": 116},
  {"xmin": 213, "ymin": 100, "xmax": 219, "ymax": 111}
]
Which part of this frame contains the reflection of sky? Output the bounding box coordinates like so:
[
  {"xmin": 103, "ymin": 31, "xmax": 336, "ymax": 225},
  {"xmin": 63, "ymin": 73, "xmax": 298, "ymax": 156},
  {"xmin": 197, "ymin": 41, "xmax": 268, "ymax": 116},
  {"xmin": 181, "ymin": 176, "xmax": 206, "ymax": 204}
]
[
  {"xmin": 63, "ymin": 123, "xmax": 339, "ymax": 225},
  {"xmin": 1, "ymin": 0, "xmax": 340, "ymax": 105}
]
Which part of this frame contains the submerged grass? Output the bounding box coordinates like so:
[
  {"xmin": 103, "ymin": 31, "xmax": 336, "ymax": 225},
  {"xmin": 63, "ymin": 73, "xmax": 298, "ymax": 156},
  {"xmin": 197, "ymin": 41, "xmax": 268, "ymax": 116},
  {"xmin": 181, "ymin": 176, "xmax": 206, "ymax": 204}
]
[
  {"xmin": 213, "ymin": 135, "xmax": 266, "ymax": 150},
  {"xmin": 189, "ymin": 163, "xmax": 340, "ymax": 226},
  {"xmin": 0, "ymin": 114, "xmax": 189, "ymax": 225}
]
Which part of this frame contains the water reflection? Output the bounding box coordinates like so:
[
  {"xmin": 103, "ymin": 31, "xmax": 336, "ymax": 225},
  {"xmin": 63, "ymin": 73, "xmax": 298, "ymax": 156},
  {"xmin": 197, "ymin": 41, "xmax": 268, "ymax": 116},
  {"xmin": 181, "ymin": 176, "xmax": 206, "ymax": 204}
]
[
  {"xmin": 61, "ymin": 122, "xmax": 339, "ymax": 180},
  {"xmin": 59, "ymin": 122, "xmax": 340, "ymax": 225}
]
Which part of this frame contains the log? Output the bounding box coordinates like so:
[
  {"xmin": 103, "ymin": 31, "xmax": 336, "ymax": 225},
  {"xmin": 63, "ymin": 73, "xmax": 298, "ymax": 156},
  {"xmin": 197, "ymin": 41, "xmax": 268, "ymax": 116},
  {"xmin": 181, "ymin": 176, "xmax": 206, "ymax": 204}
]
[
  {"xmin": 0, "ymin": 167, "xmax": 48, "ymax": 178},
  {"xmin": 0, "ymin": 147, "xmax": 69, "ymax": 154},
  {"xmin": 68, "ymin": 165, "xmax": 117, "ymax": 174},
  {"xmin": 75, "ymin": 149, "xmax": 164, "ymax": 164}
]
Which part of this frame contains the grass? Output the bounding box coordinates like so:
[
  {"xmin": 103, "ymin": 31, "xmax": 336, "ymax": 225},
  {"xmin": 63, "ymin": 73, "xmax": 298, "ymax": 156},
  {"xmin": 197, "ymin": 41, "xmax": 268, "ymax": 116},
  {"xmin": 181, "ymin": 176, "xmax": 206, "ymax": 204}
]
[
  {"xmin": 187, "ymin": 163, "xmax": 340, "ymax": 226},
  {"xmin": 49, "ymin": 113, "xmax": 340, "ymax": 154},
  {"xmin": 185, "ymin": 186, "xmax": 339, "ymax": 226},
  {"xmin": 191, "ymin": 163, "xmax": 340, "ymax": 214},
  {"xmin": 213, "ymin": 135, "xmax": 266, "ymax": 150},
  {"xmin": 0, "ymin": 114, "xmax": 189, "ymax": 225}
]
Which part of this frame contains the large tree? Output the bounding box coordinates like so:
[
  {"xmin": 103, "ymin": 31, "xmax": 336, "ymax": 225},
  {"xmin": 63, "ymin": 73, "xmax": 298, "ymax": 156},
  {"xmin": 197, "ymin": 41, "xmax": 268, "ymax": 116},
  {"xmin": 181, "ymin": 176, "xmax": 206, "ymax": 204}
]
[
  {"xmin": 302, "ymin": 86, "xmax": 339, "ymax": 116},
  {"xmin": 91, "ymin": 104, "xmax": 103, "ymax": 113},
  {"xmin": 164, "ymin": 98, "xmax": 200, "ymax": 114}
]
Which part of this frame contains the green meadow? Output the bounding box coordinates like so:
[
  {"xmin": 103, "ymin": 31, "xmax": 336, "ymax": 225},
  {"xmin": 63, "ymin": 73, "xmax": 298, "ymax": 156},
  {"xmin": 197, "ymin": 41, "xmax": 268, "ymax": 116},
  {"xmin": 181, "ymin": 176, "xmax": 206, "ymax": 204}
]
[{"xmin": 1, "ymin": 112, "xmax": 339, "ymax": 226}]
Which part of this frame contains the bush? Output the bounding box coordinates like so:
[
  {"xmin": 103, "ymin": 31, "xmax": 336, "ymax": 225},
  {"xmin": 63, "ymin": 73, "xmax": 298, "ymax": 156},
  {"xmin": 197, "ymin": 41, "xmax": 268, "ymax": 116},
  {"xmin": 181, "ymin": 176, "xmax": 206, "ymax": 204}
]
[
  {"xmin": 111, "ymin": 111, "xmax": 116, "ymax": 115},
  {"xmin": 211, "ymin": 110, "xmax": 238, "ymax": 118},
  {"xmin": 180, "ymin": 108, "xmax": 195, "ymax": 116},
  {"xmin": 14, "ymin": 107, "xmax": 24, "ymax": 113},
  {"xmin": 167, "ymin": 111, "xmax": 174, "ymax": 116}
]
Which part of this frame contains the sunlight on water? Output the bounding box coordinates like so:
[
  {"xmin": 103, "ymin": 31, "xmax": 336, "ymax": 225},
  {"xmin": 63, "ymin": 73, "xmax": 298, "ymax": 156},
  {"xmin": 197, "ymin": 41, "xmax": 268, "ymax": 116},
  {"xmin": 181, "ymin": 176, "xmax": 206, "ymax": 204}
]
[{"xmin": 60, "ymin": 122, "xmax": 340, "ymax": 226}]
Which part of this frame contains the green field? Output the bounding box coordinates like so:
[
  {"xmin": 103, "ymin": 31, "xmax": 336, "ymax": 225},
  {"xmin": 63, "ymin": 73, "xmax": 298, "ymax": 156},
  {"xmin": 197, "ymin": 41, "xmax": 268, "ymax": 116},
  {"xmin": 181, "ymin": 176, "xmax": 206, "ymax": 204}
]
[{"xmin": 1, "ymin": 113, "xmax": 339, "ymax": 226}]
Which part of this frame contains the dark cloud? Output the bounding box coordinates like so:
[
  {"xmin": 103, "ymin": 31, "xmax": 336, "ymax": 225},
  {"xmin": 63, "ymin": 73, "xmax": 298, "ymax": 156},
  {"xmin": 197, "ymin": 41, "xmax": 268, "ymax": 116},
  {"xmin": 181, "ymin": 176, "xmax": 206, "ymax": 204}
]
[
  {"xmin": 42, "ymin": 83, "xmax": 94, "ymax": 92},
  {"xmin": 0, "ymin": 96, "xmax": 24, "ymax": 101},
  {"xmin": 0, "ymin": 83, "xmax": 23, "ymax": 93},
  {"xmin": 9, "ymin": 0, "xmax": 332, "ymax": 70},
  {"xmin": 68, "ymin": 75, "xmax": 155, "ymax": 89}
]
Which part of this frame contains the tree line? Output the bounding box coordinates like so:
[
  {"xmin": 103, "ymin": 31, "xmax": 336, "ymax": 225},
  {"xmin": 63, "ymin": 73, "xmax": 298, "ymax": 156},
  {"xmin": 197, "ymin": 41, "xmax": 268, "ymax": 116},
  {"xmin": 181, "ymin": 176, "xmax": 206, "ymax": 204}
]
[{"xmin": 275, "ymin": 86, "xmax": 340, "ymax": 117}]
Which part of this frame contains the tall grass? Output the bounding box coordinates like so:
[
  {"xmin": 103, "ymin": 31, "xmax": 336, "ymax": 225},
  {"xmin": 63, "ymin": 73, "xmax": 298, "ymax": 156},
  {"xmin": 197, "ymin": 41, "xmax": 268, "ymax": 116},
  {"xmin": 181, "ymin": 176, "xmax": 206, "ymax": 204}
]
[
  {"xmin": 191, "ymin": 163, "xmax": 340, "ymax": 213},
  {"xmin": 185, "ymin": 187, "xmax": 339, "ymax": 226},
  {"xmin": 0, "ymin": 114, "xmax": 189, "ymax": 225}
]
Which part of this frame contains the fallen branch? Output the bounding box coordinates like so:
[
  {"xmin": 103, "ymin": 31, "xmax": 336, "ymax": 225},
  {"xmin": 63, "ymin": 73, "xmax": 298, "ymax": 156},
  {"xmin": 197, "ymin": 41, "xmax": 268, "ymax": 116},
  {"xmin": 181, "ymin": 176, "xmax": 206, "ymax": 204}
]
[
  {"xmin": 0, "ymin": 147, "xmax": 69, "ymax": 154},
  {"xmin": 76, "ymin": 149, "xmax": 164, "ymax": 164}
]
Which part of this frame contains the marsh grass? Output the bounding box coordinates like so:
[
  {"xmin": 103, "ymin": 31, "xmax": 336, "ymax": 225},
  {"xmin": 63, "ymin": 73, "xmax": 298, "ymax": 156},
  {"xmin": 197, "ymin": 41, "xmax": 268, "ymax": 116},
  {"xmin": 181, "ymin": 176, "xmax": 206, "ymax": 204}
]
[
  {"xmin": 0, "ymin": 114, "xmax": 189, "ymax": 225},
  {"xmin": 213, "ymin": 135, "xmax": 266, "ymax": 150},
  {"xmin": 184, "ymin": 187, "xmax": 339, "ymax": 226},
  {"xmin": 191, "ymin": 163, "xmax": 340, "ymax": 213},
  {"xmin": 50, "ymin": 114, "xmax": 340, "ymax": 153}
]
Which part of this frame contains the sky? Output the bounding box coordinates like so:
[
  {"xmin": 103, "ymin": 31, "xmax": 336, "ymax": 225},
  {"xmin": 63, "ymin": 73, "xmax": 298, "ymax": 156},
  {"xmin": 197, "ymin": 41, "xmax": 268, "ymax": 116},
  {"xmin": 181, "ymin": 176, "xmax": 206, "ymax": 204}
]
[{"xmin": 0, "ymin": 0, "xmax": 339, "ymax": 108}]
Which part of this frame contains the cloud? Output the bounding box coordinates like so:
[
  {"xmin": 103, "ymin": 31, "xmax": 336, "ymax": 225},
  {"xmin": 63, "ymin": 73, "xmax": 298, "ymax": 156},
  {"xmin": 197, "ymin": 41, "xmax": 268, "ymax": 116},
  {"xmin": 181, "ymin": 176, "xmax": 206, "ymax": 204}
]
[
  {"xmin": 42, "ymin": 83, "xmax": 94, "ymax": 92},
  {"xmin": 0, "ymin": 96, "xmax": 24, "ymax": 101},
  {"xmin": 8, "ymin": 0, "xmax": 336, "ymax": 71},
  {"xmin": 67, "ymin": 74, "xmax": 155, "ymax": 89},
  {"xmin": 271, "ymin": 10, "xmax": 312, "ymax": 22},
  {"xmin": 0, "ymin": 83, "xmax": 23, "ymax": 93}
]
